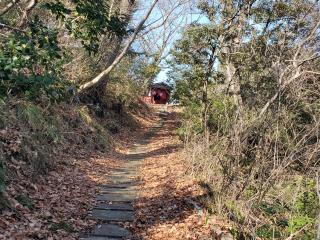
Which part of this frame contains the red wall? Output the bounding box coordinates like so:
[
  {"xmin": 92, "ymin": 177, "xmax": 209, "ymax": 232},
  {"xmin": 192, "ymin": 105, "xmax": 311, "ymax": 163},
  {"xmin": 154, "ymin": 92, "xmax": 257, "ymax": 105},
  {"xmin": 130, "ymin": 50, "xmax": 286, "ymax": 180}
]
[{"xmin": 151, "ymin": 88, "xmax": 169, "ymax": 104}]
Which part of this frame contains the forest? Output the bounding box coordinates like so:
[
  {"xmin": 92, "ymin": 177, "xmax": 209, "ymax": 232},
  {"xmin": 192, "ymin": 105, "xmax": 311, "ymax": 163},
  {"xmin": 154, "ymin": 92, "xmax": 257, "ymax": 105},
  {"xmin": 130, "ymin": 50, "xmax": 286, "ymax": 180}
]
[{"xmin": 0, "ymin": 0, "xmax": 319, "ymax": 239}]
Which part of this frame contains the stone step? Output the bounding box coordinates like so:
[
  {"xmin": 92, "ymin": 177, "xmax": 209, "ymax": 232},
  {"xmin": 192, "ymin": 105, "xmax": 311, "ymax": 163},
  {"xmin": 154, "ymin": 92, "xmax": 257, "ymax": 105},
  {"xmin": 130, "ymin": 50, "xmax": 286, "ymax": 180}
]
[
  {"xmin": 96, "ymin": 193, "xmax": 136, "ymax": 202},
  {"xmin": 122, "ymin": 163, "xmax": 140, "ymax": 169},
  {"xmin": 126, "ymin": 153, "xmax": 145, "ymax": 158},
  {"xmin": 90, "ymin": 209, "xmax": 134, "ymax": 222},
  {"xmin": 92, "ymin": 224, "xmax": 130, "ymax": 238},
  {"xmin": 100, "ymin": 182, "xmax": 138, "ymax": 189},
  {"xmin": 107, "ymin": 175, "xmax": 136, "ymax": 183},
  {"xmin": 109, "ymin": 172, "xmax": 137, "ymax": 177},
  {"xmin": 80, "ymin": 236, "xmax": 119, "ymax": 240},
  {"xmin": 99, "ymin": 188, "xmax": 136, "ymax": 195},
  {"xmin": 108, "ymin": 174, "xmax": 136, "ymax": 179},
  {"xmin": 106, "ymin": 178, "xmax": 139, "ymax": 185},
  {"xmin": 81, "ymin": 121, "xmax": 163, "ymax": 239},
  {"xmin": 94, "ymin": 203, "xmax": 133, "ymax": 211},
  {"xmin": 110, "ymin": 169, "xmax": 137, "ymax": 174}
]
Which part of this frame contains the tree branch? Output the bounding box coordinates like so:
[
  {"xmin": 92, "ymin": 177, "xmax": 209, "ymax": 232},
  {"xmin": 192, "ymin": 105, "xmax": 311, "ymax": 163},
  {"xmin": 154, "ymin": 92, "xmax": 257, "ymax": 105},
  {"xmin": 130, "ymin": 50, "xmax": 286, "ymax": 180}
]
[
  {"xmin": 78, "ymin": 0, "xmax": 159, "ymax": 92},
  {"xmin": 258, "ymin": 19, "xmax": 320, "ymax": 119},
  {"xmin": 258, "ymin": 69, "xmax": 302, "ymax": 118},
  {"xmin": 0, "ymin": 22, "xmax": 26, "ymax": 33},
  {"xmin": 19, "ymin": 0, "xmax": 37, "ymax": 27}
]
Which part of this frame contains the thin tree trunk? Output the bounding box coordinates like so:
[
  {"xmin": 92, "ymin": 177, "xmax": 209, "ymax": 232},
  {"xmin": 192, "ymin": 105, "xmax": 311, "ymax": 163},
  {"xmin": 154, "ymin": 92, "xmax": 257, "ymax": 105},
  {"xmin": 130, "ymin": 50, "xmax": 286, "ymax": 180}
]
[
  {"xmin": 203, "ymin": 49, "xmax": 215, "ymax": 143},
  {"xmin": 109, "ymin": 0, "xmax": 115, "ymax": 18},
  {"xmin": 19, "ymin": 0, "xmax": 37, "ymax": 27},
  {"xmin": 225, "ymin": 56, "xmax": 243, "ymax": 160},
  {"xmin": 79, "ymin": 0, "xmax": 159, "ymax": 92},
  {"xmin": 202, "ymin": 77, "xmax": 209, "ymax": 141}
]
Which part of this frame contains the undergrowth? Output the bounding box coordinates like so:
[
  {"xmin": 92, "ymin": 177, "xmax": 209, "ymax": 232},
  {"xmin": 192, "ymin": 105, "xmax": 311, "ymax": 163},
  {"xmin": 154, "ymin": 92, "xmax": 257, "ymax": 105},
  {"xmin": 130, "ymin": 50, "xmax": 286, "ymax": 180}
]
[
  {"xmin": 182, "ymin": 134, "xmax": 319, "ymax": 239},
  {"xmin": 0, "ymin": 96, "xmax": 147, "ymax": 211}
]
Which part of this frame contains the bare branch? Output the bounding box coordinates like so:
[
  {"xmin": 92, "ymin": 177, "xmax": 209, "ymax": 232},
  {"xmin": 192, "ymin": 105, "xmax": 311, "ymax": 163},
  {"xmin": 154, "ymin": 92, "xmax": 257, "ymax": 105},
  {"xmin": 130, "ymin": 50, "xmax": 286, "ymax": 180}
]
[
  {"xmin": 0, "ymin": 22, "xmax": 26, "ymax": 33},
  {"xmin": 19, "ymin": 0, "xmax": 37, "ymax": 27},
  {"xmin": 258, "ymin": 19, "xmax": 320, "ymax": 119}
]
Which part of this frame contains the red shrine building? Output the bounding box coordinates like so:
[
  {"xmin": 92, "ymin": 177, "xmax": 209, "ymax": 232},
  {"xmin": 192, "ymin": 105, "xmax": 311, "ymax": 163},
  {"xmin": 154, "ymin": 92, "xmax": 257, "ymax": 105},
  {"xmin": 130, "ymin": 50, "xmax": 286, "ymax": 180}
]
[{"xmin": 143, "ymin": 83, "xmax": 170, "ymax": 104}]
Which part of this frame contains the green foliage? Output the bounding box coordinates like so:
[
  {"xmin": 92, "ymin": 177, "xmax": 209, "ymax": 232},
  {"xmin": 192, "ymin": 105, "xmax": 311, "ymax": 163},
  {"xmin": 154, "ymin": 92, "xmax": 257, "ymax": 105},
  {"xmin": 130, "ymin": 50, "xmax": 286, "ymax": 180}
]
[
  {"xmin": 15, "ymin": 194, "xmax": 35, "ymax": 210},
  {"xmin": 257, "ymin": 225, "xmax": 281, "ymax": 239},
  {"xmin": 50, "ymin": 221, "xmax": 74, "ymax": 233},
  {"xmin": 175, "ymin": 93, "xmax": 235, "ymax": 140},
  {"xmin": 108, "ymin": 54, "xmax": 158, "ymax": 108},
  {"xmin": 0, "ymin": 17, "xmax": 68, "ymax": 99},
  {"xmin": 208, "ymin": 94, "xmax": 235, "ymax": 133},
  {"xmin": 249, "ymin": 179, "xmax": 318, "ymax": 239},
  {"xmin": 287, "ymin": 215, "xmax": 313, "ymax": 237},
  {"xmin": 176, "ymin": 101, "xmax": 203, "ymax": 140},
  {"xmin": 18, "ymin": 104, "xmax": 44, "ymax": 129},
  {"xmin": 1, "ymin": 0, "xmax": 128, "ymax": 100},
  {"xmin": 43, "ymin": 0, "xmax": 126, "ymax": 53},
  {"xmin": 286, "ymin": 180, "xmax": 318, "ymax": 239},
  {"xmin": 17, "ymin": 103, "xmax": 62, "ymax": 144},
  {"xmin": 137, "ymin": 62, "xmax": 161, "ymax": 81},
  {"xmin": 225, "ymin": 200, "xmax": 245, "ymax": 224}
]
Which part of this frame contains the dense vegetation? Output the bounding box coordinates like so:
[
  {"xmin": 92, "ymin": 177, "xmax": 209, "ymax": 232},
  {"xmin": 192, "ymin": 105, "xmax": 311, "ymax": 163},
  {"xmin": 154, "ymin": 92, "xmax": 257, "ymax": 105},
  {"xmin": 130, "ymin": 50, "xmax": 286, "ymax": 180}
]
[
  {"xmin": 170, "ymin": 0, "xmax": 320, "ymax": 239},
  {"xmin": 0, "ymin": 0, "xmax": 159, "ymax": 213}
]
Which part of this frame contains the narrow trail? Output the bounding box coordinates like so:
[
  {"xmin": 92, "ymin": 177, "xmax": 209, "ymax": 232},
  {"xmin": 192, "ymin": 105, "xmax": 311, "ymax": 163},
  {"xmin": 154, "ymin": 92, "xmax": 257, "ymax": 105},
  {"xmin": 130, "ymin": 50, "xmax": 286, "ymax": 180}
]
[{"xmin": 80, "ymin": 110, "xmax": 168, "ymax": 240}]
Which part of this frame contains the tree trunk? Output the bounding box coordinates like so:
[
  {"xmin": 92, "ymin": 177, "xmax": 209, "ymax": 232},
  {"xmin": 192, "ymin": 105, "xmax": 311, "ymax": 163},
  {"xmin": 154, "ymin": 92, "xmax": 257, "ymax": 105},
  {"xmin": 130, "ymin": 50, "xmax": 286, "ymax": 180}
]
[
  {"xmin": 225, "ymin": 56, "xmax": 244, "ymax": 160},
  {"xmin": 78, "ymin": 0, "xmax": 159, "ymax": 93},
  {"xmin": 202, "ymin": 77, "xmax": 209, "ymax": 142},
  {"xmin": 203, "ymin": 49, "xmax": 215, "ymax": 143}
]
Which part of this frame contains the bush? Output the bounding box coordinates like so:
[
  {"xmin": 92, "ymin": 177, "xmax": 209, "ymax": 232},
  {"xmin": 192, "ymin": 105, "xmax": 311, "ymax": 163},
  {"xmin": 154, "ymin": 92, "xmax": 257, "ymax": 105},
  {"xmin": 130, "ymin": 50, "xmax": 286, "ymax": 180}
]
[{"xmin": 0, "ymin": 17, "xmax": 68, "ymax": 100}]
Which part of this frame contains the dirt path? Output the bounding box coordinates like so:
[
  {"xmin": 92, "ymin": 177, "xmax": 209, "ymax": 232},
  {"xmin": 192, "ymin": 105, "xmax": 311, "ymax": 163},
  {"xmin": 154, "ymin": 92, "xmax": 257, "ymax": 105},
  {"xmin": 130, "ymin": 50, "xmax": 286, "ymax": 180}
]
[
  {"xmin": 1, "ymin": 107, "xmax": 218, "ymax": 240},
  {"xmin": 80, "ymin": 108, "xmax": 213, "ymax": 239},
  {"xmin": 132, "ymin": 109, "xmax": 213, "ymax": 240},
  {"xmin": 80, "ymin": 110, "xmax": 167, "ymax": 239}
]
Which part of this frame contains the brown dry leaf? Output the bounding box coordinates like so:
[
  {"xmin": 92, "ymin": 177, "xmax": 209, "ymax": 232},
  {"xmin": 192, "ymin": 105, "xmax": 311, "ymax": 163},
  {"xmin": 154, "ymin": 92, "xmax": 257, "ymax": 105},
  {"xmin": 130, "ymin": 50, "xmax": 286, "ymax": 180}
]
[{"xmin": 131, "ymin": 110, "xmax": 217, "ymax": 239}]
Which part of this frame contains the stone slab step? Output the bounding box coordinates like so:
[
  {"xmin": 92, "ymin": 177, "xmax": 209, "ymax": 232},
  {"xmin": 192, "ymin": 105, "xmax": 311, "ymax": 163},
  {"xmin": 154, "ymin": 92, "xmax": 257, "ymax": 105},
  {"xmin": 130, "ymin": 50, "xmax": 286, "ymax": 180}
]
[
  {"xmin": 99, "ymin": 188, "xmax": 137, "ymax": 195},
  {"xmin": 108, "ymin": 175, "xmax": 136, "ymax": 180},
  {"xmin": 122, "ymin": 163, "xmax": 140, "ymax": 169},
  {"xmin": 126, "ymin": 154, "xmax": 145, "ymax": 159},
  {"xmin": 100, "ymin": 182, "xmax": 138, "ymax": 189},
  {"xmin": 80, "ymin": 236, "xmax": 119, "ymax": 240},
  {"xmin": 123, "ymin": 160, "xmax": 141, "ymax": 165},
  {"xmin": 90, "ymin": 209, "xmax": 134, "ymax": 222},
  {"xmin": 106, "ymin": 179, "xmax": 139, "ymax": 185},
  {"xmin": 107, "ymin": 178, "xmax": 137, "ymax": 185},
  {"xmin": 110, "ymin": 169, "xmax": 137, "ymax": 174},
  {"xmin": 96, "ymin": 193, "xmax": 136, "ymax": 202},
  {"xmin": 108, "ymin": 172, "xmax": 137, "ymax": 178},
  {"xmin": 94, "ymin": 203, "xmax": 133, "ymax": 211},
  {"xmin": 93, "ymin": 224, "xmax": 130, "ymax": 238}
]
